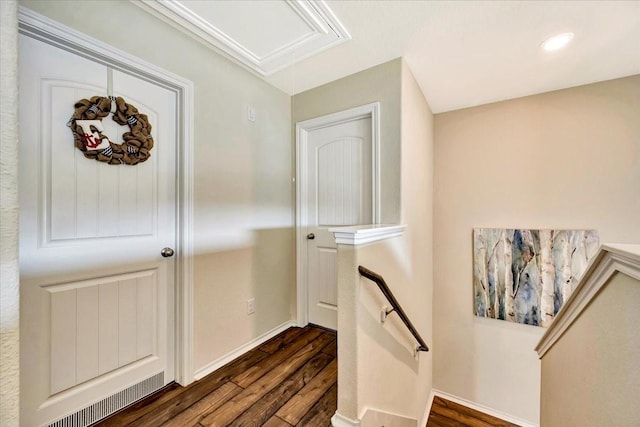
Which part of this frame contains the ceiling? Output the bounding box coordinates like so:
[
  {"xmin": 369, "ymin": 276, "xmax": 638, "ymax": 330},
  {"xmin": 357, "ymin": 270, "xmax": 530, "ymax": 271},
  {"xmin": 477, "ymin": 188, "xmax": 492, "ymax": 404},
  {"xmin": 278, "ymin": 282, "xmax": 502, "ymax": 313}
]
[
  {"xmin": 139, "ymin": 0, "xmax": 640, "ymax": 113},
  {"xmin": 138, "ymin": 0, "xmax": 350, "ymax": 75}
]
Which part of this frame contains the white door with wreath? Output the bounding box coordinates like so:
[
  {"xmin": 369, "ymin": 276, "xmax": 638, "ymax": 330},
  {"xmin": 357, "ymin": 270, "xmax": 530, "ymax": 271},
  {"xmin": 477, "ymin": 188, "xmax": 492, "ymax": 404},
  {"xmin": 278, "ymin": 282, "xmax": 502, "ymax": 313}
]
[{"xmin": 19, "ymin": 33, "xmax": 178, "ymax": 426}]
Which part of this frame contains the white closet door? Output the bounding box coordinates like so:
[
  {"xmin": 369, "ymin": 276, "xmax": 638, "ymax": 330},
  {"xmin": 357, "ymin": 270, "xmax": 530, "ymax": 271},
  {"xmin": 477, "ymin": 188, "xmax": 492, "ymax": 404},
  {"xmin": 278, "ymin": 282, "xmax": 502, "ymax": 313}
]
[{"xmin": 305, "ymin": 116, "xmax": 372, "ymax": 330}]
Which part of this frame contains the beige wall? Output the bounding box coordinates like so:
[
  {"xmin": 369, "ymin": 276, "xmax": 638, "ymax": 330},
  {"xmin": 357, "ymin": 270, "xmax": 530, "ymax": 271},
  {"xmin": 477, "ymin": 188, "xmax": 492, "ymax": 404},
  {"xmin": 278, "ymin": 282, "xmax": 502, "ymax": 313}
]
[
  {"xmin": 18, "ymin": 3, "xmax": 640, "ymax": 424},
  {"xmin": 356, "ymin": 238, "xmax": 431, "ymax": 421},
  {"xmin": 292, "ymin": 58, "xmax": 402, "ymax": 224},
  {"xmin": 292, "ymin": 62, "xmax": 408, "ymax": 418},
  {"xmin": 331, "ymin": 60, "xmax": 434, "ymax": 423},
  {"xmin": 1, "ymin": 1, "xmax": 20, "ymax": 425},
  {"xmin": 357, "ymin": 61, "xmax": 434, "ymax": 421},
  {"xmin": 335, "ymin": 236, "xmax": 432, "ymax": 423},
  {"xmin": 20, "ymin": 0, "xmax": 294, "ymax": 374},
  {"xmin": 399, "ymin": 61, "xmax": 433, "ymax": 421},
  {"xmin": 540, "ymin": 272, "xmax": 640, "ymax": 426},
  {"xmin": 433, "ymin": 75, "xmax": 640, "ymax": 423}
]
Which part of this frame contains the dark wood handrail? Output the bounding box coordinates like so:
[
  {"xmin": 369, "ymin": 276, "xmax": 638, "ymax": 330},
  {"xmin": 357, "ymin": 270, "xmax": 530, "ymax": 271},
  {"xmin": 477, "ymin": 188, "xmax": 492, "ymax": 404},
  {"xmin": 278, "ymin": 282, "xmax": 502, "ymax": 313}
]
[{"xmin": 358, "ymin": 265, "xmax": 429, "ymax": 352}]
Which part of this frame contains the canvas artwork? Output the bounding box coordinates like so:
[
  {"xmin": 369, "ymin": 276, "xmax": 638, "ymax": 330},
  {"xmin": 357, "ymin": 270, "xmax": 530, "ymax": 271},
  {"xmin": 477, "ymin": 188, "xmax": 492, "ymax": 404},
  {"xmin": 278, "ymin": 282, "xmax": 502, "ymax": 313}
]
[{"xmin": 473, "ymin": 228, "xmax": 599, "ymax": 327}]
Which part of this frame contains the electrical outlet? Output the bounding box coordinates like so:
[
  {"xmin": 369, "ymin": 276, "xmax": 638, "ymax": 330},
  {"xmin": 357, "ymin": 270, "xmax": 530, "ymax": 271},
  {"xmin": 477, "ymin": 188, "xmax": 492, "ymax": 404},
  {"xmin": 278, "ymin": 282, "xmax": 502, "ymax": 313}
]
[
  {"xmin": 247, "ymin": 298, "xmax": 255, "ymax": 315},
  {"xmin": 247, "ymin": 106, "xmax": 256, "ymax": 122}
]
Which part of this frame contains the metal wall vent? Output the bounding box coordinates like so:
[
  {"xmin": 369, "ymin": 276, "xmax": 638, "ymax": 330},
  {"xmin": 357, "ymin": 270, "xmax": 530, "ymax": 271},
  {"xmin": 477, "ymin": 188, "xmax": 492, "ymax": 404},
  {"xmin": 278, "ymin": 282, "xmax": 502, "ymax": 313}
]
[{"xmin": 47, "ymin": 372, "xmax": 164, "ymax": 427}]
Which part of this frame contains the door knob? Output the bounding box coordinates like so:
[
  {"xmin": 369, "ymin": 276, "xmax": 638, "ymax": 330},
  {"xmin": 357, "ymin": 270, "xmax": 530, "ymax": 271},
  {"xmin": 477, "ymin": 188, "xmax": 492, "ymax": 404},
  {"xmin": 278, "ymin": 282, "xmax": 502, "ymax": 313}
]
[
  {"xmin": 161, "ymin": 247, "xmax": 175, "ymax": 257},
  {"xmin": 307, "ymin": 233, "xmax": 315, "ymax": 240}
]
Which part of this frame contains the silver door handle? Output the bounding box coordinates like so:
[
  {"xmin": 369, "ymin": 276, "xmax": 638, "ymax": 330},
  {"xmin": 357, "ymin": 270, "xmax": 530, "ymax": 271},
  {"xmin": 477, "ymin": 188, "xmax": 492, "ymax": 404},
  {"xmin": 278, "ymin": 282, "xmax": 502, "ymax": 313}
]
[
  {"xmin": 307, "ymin": 233, "xmax": 315, "ymax": 240},
  {"xmin": 161, "ymin": 247, "xmax": 175, "ymax": 257}
]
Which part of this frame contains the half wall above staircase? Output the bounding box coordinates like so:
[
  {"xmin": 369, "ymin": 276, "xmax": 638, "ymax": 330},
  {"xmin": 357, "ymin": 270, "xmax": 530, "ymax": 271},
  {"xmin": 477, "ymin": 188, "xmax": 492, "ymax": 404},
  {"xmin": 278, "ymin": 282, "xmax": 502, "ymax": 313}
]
[{"xmin": 536, "ymin": 244, "xmax": 640, "ymax": 427}]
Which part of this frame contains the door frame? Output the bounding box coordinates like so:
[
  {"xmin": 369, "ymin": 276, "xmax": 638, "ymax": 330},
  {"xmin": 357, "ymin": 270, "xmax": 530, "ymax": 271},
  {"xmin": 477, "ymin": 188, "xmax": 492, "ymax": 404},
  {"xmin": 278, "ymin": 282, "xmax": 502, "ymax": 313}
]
[
  {"xmin": 295, "ymin": 102, "xmax": 381, "ymax": 327},
  {"xmin": 18, "ymin": 7, "xmax": 196, "ymax": 385}
]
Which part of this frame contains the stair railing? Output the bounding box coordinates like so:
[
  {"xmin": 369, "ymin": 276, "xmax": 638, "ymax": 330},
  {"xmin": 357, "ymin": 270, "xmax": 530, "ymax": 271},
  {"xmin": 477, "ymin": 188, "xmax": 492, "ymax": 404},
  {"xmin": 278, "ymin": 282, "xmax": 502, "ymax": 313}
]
[{"xmin": 358, "ymin": 265, "xmax": 429, "ymax": 352}]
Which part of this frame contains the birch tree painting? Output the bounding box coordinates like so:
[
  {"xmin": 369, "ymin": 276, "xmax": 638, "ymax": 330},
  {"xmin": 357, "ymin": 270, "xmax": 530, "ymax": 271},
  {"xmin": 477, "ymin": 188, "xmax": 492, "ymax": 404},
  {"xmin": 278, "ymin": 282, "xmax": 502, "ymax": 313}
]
[{"xmin": 473, "ymin": 229, "xmax": 599, "ymax": 327}]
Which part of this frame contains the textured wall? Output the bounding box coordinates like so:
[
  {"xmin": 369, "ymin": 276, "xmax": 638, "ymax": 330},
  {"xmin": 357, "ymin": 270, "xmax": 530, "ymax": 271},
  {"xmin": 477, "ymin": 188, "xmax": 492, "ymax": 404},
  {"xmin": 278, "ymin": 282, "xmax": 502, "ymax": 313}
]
[
  {"xmin": 399, "ymin": 60, "xmax": 434, "ymax": 424},
  {"xmin": 298, "ymin": 59, "xmax": 403, "ymax": 421},
  {"xmin": 433, "ymin": 75, "xmax": 640, "ymax": 424},
  {"xmin": 0, "ymin": 1, "xmax": 20, "ymax": 425},
  {"xmin": 332, "ymin": 61, "xmax": 434, "ymax": 423},
  {"xmin": 356, "ymin": 62, "xmax": 434, "ymax": 421},
  {"xmin": 540, "ymin": 272, "xmax": 640, "ymax": 426}
]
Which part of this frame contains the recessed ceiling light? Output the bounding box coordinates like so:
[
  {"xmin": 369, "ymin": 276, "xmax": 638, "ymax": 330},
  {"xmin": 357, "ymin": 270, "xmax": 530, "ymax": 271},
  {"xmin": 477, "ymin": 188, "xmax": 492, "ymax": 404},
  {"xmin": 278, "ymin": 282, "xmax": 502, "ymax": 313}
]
[{"xmin": 541, "ymin": 32, "xmax": 575, "ymax": 52}]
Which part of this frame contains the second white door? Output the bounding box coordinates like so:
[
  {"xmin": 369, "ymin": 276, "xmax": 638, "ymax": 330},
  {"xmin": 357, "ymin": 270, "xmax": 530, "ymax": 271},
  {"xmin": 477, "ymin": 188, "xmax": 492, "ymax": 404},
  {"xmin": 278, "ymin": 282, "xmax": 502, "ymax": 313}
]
[{"xmin": 304, "ymin": 116, "xmax": 373, "ymax": 330}]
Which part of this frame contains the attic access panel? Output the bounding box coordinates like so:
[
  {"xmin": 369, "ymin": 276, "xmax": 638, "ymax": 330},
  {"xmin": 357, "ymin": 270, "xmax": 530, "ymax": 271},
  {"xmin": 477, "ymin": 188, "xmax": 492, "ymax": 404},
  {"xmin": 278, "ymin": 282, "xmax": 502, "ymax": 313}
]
[{"xmin": 138, "ymin": 0, "xmax": 351, "ymax": 75}]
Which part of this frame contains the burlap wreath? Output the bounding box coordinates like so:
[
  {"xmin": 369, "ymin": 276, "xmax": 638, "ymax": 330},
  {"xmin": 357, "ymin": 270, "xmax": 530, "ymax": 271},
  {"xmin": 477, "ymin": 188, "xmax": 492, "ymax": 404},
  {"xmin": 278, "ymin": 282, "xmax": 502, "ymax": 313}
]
[{"xmin": 69, "ymin": 96, "xmax": 154, "ymax": 165}]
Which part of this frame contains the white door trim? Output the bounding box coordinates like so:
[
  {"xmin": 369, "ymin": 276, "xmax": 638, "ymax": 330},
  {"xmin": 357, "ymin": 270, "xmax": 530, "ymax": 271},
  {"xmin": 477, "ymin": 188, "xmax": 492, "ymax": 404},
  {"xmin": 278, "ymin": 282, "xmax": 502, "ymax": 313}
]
[
  {"xmin": 17, "ymin": 7, "xmax": 195, "ymax": 385},
  {"xmin": 295, "ymin": 102, "xmax": 380, "ymax": 326}
]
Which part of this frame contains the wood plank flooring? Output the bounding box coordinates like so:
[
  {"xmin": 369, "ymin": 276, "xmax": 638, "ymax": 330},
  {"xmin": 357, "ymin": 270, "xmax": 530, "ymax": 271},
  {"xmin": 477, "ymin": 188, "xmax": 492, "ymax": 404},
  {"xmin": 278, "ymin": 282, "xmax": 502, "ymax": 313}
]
[
  {"xmin": 427, "ymin": 396, "xmax": 520, "ymax": 427},
  {"xmin": 94, "ymin": 325, "xmax": 336, "ymax": 427}
]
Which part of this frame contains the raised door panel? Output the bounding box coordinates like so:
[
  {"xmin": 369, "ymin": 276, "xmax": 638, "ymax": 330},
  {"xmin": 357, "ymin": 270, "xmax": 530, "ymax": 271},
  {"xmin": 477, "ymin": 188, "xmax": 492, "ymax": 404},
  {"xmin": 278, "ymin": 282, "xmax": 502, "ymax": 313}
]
[
  {"xmin": 50, "ymin": 290, "xmax": 78, "ymax": 394},
  {"xmin": 317, "ymin": 137, "xmax": 364, "ymax": 226},
  {"xmin": 118, "ymin": 278, "xmax": 138, "ymax": 367},
  {"xmin": 316, "ymin": 248, "xmax": 338, "ymax": 307},
  {"xmin": 20, "ymin": 39, "xmax": 175, "ymax": 280},
  {"xmin": 308, "ymin": 117, "xmax": 373, "ymax": 229},
  {"xmin": 46, "ymin": 269, "xmax": 159, "ymax": 395},
  {"xmin": 112, "ymin": 69, "xmax": 175, "ymax": 246},
  {"xmin": 76, "ymin": 285, "xmax": 100, "ymax": 385},
  {"xmin": 46, "ymin": 83, "xmax": 157, "ymax": 242},
  {"xmin": 19, "ymin": 35, "xmax": 106, "ymax": 278},
  {"xmin": 137, "ymin": 273, "xmax": 156, "ymax": 359},
  {"xmin": 98, "ymin": 283, "xmax": 119, "ymax": 375}
]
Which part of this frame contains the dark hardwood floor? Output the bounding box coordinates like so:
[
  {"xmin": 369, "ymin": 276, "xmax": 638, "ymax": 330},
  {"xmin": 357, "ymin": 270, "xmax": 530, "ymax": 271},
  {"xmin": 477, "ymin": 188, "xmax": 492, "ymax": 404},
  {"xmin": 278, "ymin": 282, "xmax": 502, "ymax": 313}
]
[
  {"xmin": 427, "ymin": 396, "xmax": 520, "ymax": 427},
  {"xmin": 95, "ymin": 325, "xmax": 336, "ymax": 427}
]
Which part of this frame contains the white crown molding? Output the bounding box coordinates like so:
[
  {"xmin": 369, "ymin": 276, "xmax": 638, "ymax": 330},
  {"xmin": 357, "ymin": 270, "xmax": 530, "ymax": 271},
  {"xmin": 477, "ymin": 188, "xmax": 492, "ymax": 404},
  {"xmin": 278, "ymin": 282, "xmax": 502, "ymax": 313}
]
[
  {"xmin": 329, "ymin": 224, "xmax": 406, "ymax": 246},
  {"xmin": 535, "ymin": 244, "xmax": 640, "ymax": 358},
  {"xmin": 134, "ymin": 0, "xmax": 350, "ymax": 76}
]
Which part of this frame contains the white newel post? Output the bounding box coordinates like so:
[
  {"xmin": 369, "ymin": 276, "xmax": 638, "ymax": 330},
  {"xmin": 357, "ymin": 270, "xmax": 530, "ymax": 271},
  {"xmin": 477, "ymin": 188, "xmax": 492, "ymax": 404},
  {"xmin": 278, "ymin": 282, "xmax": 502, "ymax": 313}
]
[{"xmin": 329, "ymin": 225, "xmax": 406, "ymax": 427}]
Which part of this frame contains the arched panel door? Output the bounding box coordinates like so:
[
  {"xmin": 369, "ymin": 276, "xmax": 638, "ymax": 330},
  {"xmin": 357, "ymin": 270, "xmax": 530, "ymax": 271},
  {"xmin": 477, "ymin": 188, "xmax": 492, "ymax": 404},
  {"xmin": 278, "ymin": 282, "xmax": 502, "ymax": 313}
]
[
  {"xmin": 305, "ymin": 116, "xmax": 372, "ymax": 329},
  {"xmin": 19, "ymin": 34, "xmax": 177, "ymax": 426}
]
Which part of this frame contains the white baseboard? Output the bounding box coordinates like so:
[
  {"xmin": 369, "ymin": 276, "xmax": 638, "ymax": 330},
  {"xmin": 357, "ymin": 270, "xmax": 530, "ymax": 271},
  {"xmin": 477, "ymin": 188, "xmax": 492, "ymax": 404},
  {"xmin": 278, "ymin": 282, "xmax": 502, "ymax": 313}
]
[
  {"xmin": 332, "ymin": 411, "xmax": 361, "ymax": 427},
  {"xmin": 428, "ymin": 390, "xmax": 539, "ymax": 427},
  {"xmin": 193, "ymin": 320, "xmax": 297, "ymax": 381}
]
